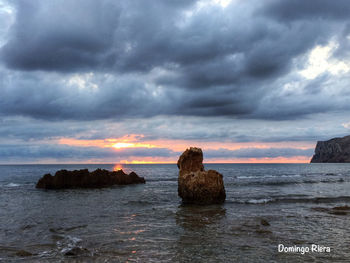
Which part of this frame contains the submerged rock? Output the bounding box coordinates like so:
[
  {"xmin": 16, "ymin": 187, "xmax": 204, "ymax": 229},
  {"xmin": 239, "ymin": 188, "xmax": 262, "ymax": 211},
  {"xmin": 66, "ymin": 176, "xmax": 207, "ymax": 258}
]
[
  {"xmin": 36, "ymin": 169, "xmax": 145, "ymax": 189},
  {"xmin": 15, "ymin": 250, "xmax": 33, "ymax": 257},
  {"xmin": 311, "ymin": 135, "xmax": 350, "ymax": 163},
  {"xmin": 333, "ymin": 205, "xmax": 350, "ymax": 210},
  {"xmin": 311, "ymin": 206, "xmax": 350, "ymax": 216},
  {"xmin": 64, "ymin": 247, "xmax": 89, "ymax": 256},
  {"xmin": 260, "ymin": 219, "xmax": 270, "ymax": 226},
  {"xmin": 177, "ymin": 147, "xmax": 226, "ymax": 205}
]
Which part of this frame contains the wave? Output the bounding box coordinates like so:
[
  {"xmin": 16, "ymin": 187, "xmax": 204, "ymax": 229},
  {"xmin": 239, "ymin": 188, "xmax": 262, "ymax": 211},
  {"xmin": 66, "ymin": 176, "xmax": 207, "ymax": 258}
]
[
  {"xmin": 237, "ymin": 175, "xmax": 275, "ymax": 179},
  {"xmin": 228, "ymin": 196, "xmax": 350, "ymax": 205},
  {"xmin": 236, "ymin": 174, "xmax": 301, "ymax": 179},
  {"xmin": 5, "ymin": 183, "xmax": 20, "ymax": 187},
  {"xmin": 242, "ymin": 198, "xmax": 274, "ymax": 204},
  {"xmin": 228, "ymin": 178, "xmax": 346, "ymax": 187}
]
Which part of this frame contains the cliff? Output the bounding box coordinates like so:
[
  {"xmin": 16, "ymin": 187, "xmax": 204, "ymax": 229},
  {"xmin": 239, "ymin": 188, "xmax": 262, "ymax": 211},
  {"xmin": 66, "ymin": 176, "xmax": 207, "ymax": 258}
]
[{"xmin": 310, "ymin": 135, "xmax": 350, "ymax": 163}]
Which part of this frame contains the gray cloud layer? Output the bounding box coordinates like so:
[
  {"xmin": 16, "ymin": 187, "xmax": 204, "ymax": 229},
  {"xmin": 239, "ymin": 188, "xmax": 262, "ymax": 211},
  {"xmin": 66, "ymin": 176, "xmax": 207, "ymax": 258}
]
[
  {"xmin": 205, "ymin": 148, "xmax": 313, "ymax": 159},
  {"xmin": 1, "ymin": 0, "xmax": 350, "ymax": 162},
  {"xmin": 1, "ymin": 0, "xmax": 350, "ymax": 121}
]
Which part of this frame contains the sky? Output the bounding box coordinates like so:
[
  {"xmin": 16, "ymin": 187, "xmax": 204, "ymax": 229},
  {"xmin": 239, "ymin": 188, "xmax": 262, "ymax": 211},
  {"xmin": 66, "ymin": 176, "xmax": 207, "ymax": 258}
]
[{"xmin": 1, "ymin": 0, "xmax": 350, "ymax": 164}]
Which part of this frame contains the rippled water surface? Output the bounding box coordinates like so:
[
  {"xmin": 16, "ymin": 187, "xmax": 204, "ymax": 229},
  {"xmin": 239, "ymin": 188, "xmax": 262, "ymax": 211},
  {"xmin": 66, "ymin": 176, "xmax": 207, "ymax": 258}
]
[{"xmin": 1, "ymin": 164, "xmax": 350, "ymax": 262}]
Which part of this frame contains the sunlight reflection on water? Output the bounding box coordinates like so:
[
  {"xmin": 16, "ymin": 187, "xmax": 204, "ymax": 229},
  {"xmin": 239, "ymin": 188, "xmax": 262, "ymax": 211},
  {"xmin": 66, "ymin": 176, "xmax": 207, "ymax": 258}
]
[{"xmin": 113, "ymin": 164, "xmax": 124, "ymax": 171}]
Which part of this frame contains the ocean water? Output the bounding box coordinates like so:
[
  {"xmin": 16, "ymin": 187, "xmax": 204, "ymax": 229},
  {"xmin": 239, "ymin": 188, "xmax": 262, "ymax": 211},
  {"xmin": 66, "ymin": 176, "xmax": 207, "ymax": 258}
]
[{"xmin": 1, "ymin": 164, "xmax": 350, "ymax": 262}]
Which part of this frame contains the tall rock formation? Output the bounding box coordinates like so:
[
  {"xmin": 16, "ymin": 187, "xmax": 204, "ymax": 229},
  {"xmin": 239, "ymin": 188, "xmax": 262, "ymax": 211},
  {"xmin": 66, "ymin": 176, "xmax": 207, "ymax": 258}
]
[
  {"xmin": 177, "ymin": 147, "xmax": 226, "ymax": 204},
  {"xmin": 311, "ymin": 135, "xmax": 350, "ymax": 163}
]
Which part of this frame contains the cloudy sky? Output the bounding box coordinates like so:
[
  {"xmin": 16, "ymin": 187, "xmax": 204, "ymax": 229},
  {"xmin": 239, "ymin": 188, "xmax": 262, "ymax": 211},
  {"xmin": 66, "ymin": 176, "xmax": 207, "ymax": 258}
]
[{"xmin": 1, "ymin": 0, "xmax": 350, "ymax": 164}]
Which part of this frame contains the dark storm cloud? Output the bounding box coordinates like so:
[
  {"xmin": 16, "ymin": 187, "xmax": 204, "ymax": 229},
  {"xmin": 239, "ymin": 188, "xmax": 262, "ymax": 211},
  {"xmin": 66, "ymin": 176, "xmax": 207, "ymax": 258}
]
[
  {"xmin": 2, "ymin": 0, "xmax": 340, "ymax": 75},
  {"xmin": 261, "ymin": 0, "xmax": 350, "ymax": 21},
  {"xmin": 1, "ymin": 1, "xmax": 120, "ymax": 71},
  {"xmin": 1, "ymin": 0, "xmax": 350, "ymax": 122},
  {"xmin": 1, "ymin": 0, "xmax": 315, "ymax": 80},
  {"xmin": 0, "ymin": 69, "xmax": 176, "ymax": 120},
  {"xmin": 1, "ymin": 0, "xmax": 197, "ymax": 72}
]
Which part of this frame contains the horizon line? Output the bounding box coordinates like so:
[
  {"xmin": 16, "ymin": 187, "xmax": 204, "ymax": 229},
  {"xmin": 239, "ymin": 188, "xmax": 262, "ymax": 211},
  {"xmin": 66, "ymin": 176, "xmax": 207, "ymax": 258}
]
[{"xmin": 0, "ymin": 162, "xmax": 316, "ymax": 165}]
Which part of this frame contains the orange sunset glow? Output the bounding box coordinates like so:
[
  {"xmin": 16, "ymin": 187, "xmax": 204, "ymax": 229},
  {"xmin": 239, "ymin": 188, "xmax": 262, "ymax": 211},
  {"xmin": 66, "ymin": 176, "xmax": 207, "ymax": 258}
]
[
  {"xmin": 58, "ymin": 134, "xmax": 314, "ymax": 163},
  {"xmin": 113, "ymin": 164, "xmax": 124, "ymax": 171},
  {"xmin": 113, "ymin": 142, "xmax": 134, "ymax": 149}
]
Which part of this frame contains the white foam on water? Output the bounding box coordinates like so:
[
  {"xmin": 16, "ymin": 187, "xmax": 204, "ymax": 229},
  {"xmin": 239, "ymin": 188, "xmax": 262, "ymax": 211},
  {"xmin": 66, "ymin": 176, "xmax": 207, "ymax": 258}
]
[
  {"xmin": 246, "ymin": 198, "xmax": 273, "ymax": 204},
  {"xmin": 237, "ymin": 175, "xmax": 274, "ymax": 179},
  {"xmin": 237, "ymin": 174, "xmax": 301, "ymax": 179},
  {"xmin": 5, "ymin": 183, "xmax": 20, "ymax": 187},
  {"xmin": 60, "ymin": 235, "xmax": 83, "ymax": 253},
  {"xmin": 67, "ymin": 235, "xmax": 82, "ymax": 244},
  {"xmin": 38, "ymin": 251, "xmax": 51, "ymax": 257},
  {"xmin": 60, "ymin": 247, "xmax": 71, "ymax": 254},
  {"xmin": 281, "ymin": 174, "xmax": 301, "ymax": 177}
]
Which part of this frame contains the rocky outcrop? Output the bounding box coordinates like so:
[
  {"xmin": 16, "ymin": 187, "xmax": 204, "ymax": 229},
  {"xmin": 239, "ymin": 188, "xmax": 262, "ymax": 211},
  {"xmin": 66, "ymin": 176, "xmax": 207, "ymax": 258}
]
[
  {"xmin": 36, "ymin": 169, "xmax": 145, "ymax": 189},
  {"xmin": 177, "ymin": 147, "xmax": 226, "ymax": 205},
  {"xmin": 310, "ymin": 135, "xmax": 350, "ymax": 163}
]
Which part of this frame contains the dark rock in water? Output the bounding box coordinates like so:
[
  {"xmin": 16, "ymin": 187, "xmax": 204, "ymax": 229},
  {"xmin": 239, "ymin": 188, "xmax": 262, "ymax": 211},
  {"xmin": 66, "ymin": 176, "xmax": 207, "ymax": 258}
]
[
  {"xmin": 330, "ymin": 210, "xmax": 347, "ymax": 216},
  {"xmin": 15, "ymin": 250, "xmax": 33, "ymax": 257},
  {"xmin": 260, "ymin": 219, "xmax": 270, "ymax": 226},
  {"xmin": 311, "ymin": 207, "xmax": 329, "ymax": 213},
  {"xmin": 311, "ymin": 206, "xmax": 350, "ymax": 216},
  {"xmin": 36, "ymin": 168, "xmax": 145, "ymax": 189},
  {"xmin": 177, "ymin": 147, "xmax": 226, "ymax": 205},
  {"xmin": 255, "ymin": 229, "xmax": 272, "ymax": 235},
  {"xmin": 64, "ymin": 247, "xmax": 89, "ymax": 256},
  {"xmin": 332, "ymin": 205, "xmax": 350, "ymax": 211},
  {"xmin": 311, "ymin": 135, "xmax": 350, "ymax": 163}
]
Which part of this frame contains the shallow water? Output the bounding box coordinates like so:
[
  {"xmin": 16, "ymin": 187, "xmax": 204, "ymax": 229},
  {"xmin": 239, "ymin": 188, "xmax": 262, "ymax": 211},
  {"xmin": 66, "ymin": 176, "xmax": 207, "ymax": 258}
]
[{"xmin": 1, "ymin": 163, "xmax": 350, "ymax": 262}]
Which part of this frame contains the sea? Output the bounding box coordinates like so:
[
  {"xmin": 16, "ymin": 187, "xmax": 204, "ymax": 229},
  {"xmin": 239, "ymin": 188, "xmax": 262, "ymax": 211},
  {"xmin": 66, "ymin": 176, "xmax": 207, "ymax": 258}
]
[{"xmin": 1, "ymin": 163, "xmax": 350, "ymax": 262}]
